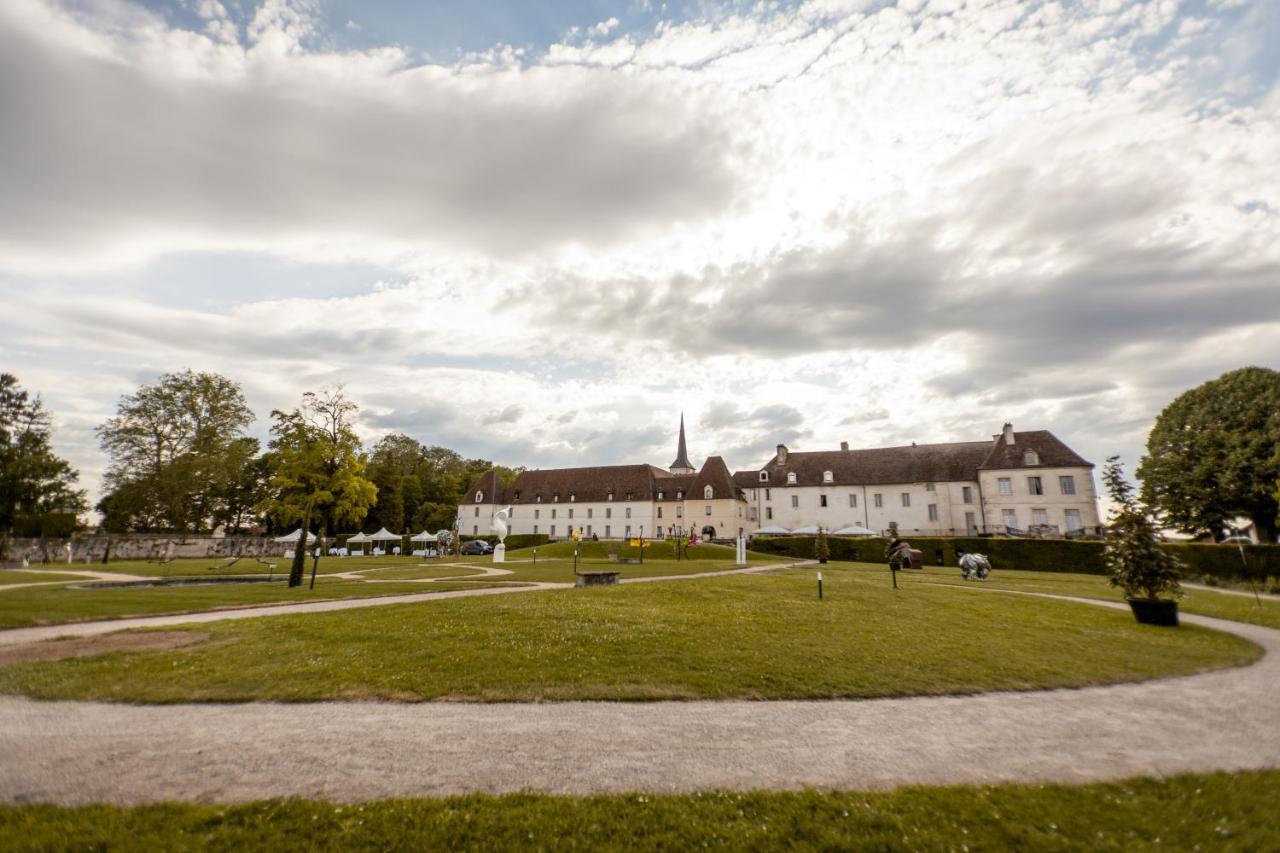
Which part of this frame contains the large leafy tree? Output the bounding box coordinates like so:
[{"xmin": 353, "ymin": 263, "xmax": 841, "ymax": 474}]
[
  {"xmin": 0, "ymin": 374, "xmax": 87, "ymax": 534},
  {"xmin": 261, "ymin": 388, "xmax": 377, "ymax": 587},
  {"xmin": 96, "ymin": 370, "xmax": 255, "ymax": 534},
  {"xmin": 1138, "ymin": 367, "xmax": 1280, "ymax": 542}
]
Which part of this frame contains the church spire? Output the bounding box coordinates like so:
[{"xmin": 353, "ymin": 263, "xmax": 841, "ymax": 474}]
[{"xmin": 670, "ymin": 413, "xmax": 694, "ymax": 474}]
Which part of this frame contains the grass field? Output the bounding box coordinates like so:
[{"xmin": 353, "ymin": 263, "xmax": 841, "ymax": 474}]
[
  {"xmin": 0, "ymin": 570, "xmax": 88, "ymax": 585},
  {"xmin": 1, "ymin": 770, "xmax": 1275, "ymax": 851},
  {"xmin": 0, "ymin": 567, "xmax": 1257, "ymax": 703},
  {"xmin": 0, "ymin": 578, "xmax": 509, "ymax": 629}
]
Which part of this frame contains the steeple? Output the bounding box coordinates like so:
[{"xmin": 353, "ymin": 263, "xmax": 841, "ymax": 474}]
[{"xmin": 669, "ymin": 413, "xmax": 694, "ymax": 474}]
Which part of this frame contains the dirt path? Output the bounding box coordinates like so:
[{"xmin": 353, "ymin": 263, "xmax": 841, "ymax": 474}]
[{"xmin": 0, "ymin": 599, "xmax": 1276, "ymax": 804}]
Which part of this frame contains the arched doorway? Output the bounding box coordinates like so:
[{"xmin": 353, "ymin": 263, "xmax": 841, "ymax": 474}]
[{"xmin": 701, "ymin": 525, "xmax": 717, "ymax": 540}]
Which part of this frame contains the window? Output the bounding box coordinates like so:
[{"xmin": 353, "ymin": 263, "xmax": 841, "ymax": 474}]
[
  {"xmin": 786, "ymin": 472, "xmax": 796, "ymax": 484},
  {"xmin": 901, "ymin": 493, "xmax": 911, "ymax": 508},
  {"xmin": 1059, "ymin": 475, "xmax": 1076, "ymax": 495},
  {"xmin": 657, "ymin": 507, "xmax": 663, "ymax": 519},
  {"xmin": 473, "ymin": 525, "xmax": 478, "ymax": 535},
  {"xmin": 676, "ymin": 491, "xmax": 684, "ymax": 500},
  {"xmin": 823, "ymin": 470, "xmax": 833, "ymax": 483},
  {"xmin": 997, "ymin": 477, "xmax": 1012, "ymax": 496},
  {"xmin": 552, "ymin": 493, "xmax": 559, "ymax": 502},
  {"xmin": 626, "ymin": 491, "xmax": 633, "ymax": 501},
  {"xmin": 605, "ymin": 525, "xmax": 611, "ymax": 537},
  {"xmin": 676, "ymin": 506, "xmax": 683, "ymax": 518},
  {"xmin": 819, "ymin": 495, "xmax": 828, "ymax": 508},
  {"xmin": 1065, "ymin": 509, "xmax": 1082, "ymax": 531},
  {"xmin": 874, "ymin": 493, "xmax": 883, "ymax": 508},
  {"xmin": 551, "ymin": 509, "xmax": 557, "ymax": 519},
  {"xmin": 705, "ymin": 505, "xmax": 712, "ymax": 516},
  {"xmin": 764, "ymin": 489, "xmax": 771, "ymax": 500},
  {"xmin": 791, "ymin": 495, "xmax": 799, "ymax": 508},
  {"xmin": 704, "ymin": 485, "xmax": 713, "ymax": 500},
  {"xmin": 568, "ymin": 508, "xmax": 574, "ymax": 519},
  {"xmin": 749, "ymin": 507, "xmax": 758, "ymax": 521},
  {"xmin": 759, "ymin": 471, "xmax": 769, "ymax": 482},
  {"xmin": 474, "ymin": 506, "xmax": 479, "ymax": 517},
  {"xmin": 513, "ymin": 491, "xmax": 521, "ymax": 500},
  {"xmin": 1032, "ymin": 509, "xmax": 1049, "ymax": 526},
  {"xmin": 657, "ymin": 491, "xmax": 664, "ymax": 500},
  {"xmin": 587, "ymin": 508, "xmax": 593, "ymax": 519},
  {"xmin": 1002, "ymin": 509, "xmax": 1018, "ymax": 528},
  {"xmin": 962, "ymin": 486, "xmax": 973, "ymax": 504},
  {"xmin": 1028, "ymin": 476, "xmax": 1043, "ymax": 496},
  {"xmin": 849, "ymin": 493, "xmax": 858, "ymax": 507},
  {"xmin": 625, "ymin": 526, "xmax": 632, "ymax": 538},
  {"xmin": 534, "ymin": 509, "xmax": 540, "ymax": 520},
  {"xmin": 1024, "ymin": 450, "xmax": 1039, "ymax": 466},
  {"xmin": 475, "ymin": 491, "xmax": 484, "ymax": 503},
  {"xmin": 607, "ymin": 492, "xmax": 613, "ymax": 501},
  {"xmin": 536, "ymin": 495, "xmax": 542, "ymax": 503},
  {"xmin": 533, "ymin": 524, "xmax": 539, "ymax": 534},
  {"xmin": 606, "ymin": 508, "xmax": 612, "ymax": 519},
  {"xmin": 928, "ymin": 504, "xmax": 938, "ymax": 522},
  {"xmin": 625, "ymin": 507, "xmax": 632, "ymax": 519},
  {"xmin": 550, "ymin": 525, "xmax": 556, "ymax": 537},
  {"xmin": 925, "ymin": 482, "xmax": 935, "ymax": 492},
  {"xmin": 569, "ymin": 493, "xmax": 575, "ymax": 502},
  {"xmin": 587, "ymin": 525, "xmax": 593, "ymax": 535},
  {"xmin": 766, "ymin": 507, "xmax": 773, "ymax": 520}
]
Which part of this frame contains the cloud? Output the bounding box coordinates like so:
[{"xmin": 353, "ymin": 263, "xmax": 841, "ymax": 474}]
[{"xmin": 479, "ymin": 404, "xmax": 524, "ymax": 425}]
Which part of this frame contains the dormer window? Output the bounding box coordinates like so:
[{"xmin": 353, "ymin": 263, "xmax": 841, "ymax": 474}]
[
  {"xmin": 786, "ymin": 472, "xmax": 797, "ymax": 485},
  {"xmin": 676, "ymin": 490, "xmax": 684, "ymax": 500},
  {"xmin": 607, "ymin": 492, "xmax": 613, "ymax": 501},
  {"xmin": 1024, "ymin": 450, "xmax": 1039, "ymax": 466},
  {"xmin": 822, "ymin": 471, "xmax": 833, "ymax": 484},
  {"xmin": 657, "ymin": 491, "xmax": 664, "ymax": 500},
  {"xmin": 759, "ymin": 471, "xmax": 769, "ymax": 482},
  {"xmin": 514, "ymin": 491, "xmax": 522, "ymax": 500},
  {"xmin": 536, "ymin": 494, "xmax": 542, "ymax": 503},
  {"xmin": 475, "ymin": 491, "xmax": 484, "ymax": 503},
  {"xmin": 626, "ymin": 491, "xmax": 633, "ymax": 501},
  {"xmin": 704, "ymin": 485, "xmax": 713, "ymax": 500},
  {"xmin": 553, "ymin": 493, "xmax": 559, "ymax": 503},
  {"xmin": 569, "ymin": 493, "xmax": 575, "ymax": 502}
]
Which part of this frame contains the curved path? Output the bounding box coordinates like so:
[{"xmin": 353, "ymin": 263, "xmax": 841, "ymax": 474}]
[{"xmin": 0, "ymin": 594, "xmax": 1277, "ymax": 804}]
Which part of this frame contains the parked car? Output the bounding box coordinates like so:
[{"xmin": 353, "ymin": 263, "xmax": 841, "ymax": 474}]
[{"xmin": 460, "ymin": 540, "xmax": 493, "ymax": 555}]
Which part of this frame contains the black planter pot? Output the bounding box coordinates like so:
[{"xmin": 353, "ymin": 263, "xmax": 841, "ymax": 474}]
[
  {"xmin": 1127, "ymin": 598, "xmax": 1179, "ymax": 627},
  {"xmin": 818, "ymin": 557, "xmax": 828, "ymax": 564}
]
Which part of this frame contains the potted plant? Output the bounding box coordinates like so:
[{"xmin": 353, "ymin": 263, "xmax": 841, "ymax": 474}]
[
  {"xmin": 815, "ymin": 526, "xmax": 830, "ymax": 564},
  {"xmin": 1102, "ymin": 456, "xmax": 1183, "ymax": 626}
]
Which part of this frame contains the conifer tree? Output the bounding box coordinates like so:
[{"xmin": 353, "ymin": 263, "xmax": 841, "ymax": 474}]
[{"xmin": 1103, "ymin": 456, "xmax": 1182, "ymax": 601}]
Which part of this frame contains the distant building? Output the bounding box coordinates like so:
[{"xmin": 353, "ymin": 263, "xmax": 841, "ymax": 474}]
[
  {"xmin": 734, "ymin": 423, "xmax": 1100, "ymax": 537},
  {"xmin": 459, "ymin": 416, "xmax": 749, "ymax": 541},
  {"xmin": 461, "ymin": 420, "xmax": 1100, "ymax": 541}
]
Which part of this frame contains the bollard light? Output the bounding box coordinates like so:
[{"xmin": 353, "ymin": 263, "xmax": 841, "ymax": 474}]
[{"xmin": 818, "ymin": 571, "xmax": 824, "ymax": 600}]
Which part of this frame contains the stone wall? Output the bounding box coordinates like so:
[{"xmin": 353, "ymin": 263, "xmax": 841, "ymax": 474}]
[{"xmin": 2, "ymin": 535, "xmax": 290, "ymax": 565}]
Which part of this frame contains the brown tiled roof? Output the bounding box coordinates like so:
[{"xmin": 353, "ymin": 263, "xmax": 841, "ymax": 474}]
[
  {"xmin": 732, "ymin": 470, "xmax": 762, "ymax": 489},
  {"xmin": 655, "ymin": 474, "xmax": 696, "ymax": 499},
  {"xmin": 463, "ymin": 470, "xmax": 505, "ymax": 505},
  {"xmin": 690, "ymin": 456, "xmax": 737, "ymax": 499},
  {"xmin": 506, "ymin": 464, "xmax": 673, "ymax": 504},
  {"xmin": 741, "ymin": 441, "xmax": 994, "ymax": 487},
  {"xmin": 979, "ymin": 430, "xmax": 1093, "ymax": 470}
]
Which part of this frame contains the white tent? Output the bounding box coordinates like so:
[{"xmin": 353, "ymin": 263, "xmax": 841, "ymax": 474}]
[
  {"xmin": 369, "ymin": 527, "xmax": 402, "ymax": 555},
  {"xmin": 752, "ymin": 525, "xmax": 792, "ymax": 536},
  {"xmin": 834, "ymin": 525, "xmax": 877, "ymax": 536},
  {"xmin": 791, "ymin": 525, "xmax": 822, "ymax": 535},
  {"xmin": 273, "ymin": 528, "xmax": 313, "ymax": 543},
  {"xmin": 409, "ymin": 530, "xmax": 436, "ymax": 542},
  {"xmin": 346, "ymin": 531, "xmax": 369, "ymax": 556}
]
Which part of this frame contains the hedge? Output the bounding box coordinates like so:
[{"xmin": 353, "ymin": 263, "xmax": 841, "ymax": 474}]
[
  {"xmin": 458, "ymin": 534, "xmax": 549, "ymax": 550},
  {"xmin": 748, "ymin": 536, "xmax": 1280, "ymax": 581}
]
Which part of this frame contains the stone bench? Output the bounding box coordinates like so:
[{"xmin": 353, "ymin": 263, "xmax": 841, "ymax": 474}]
[{"xmin": 575, "ymin": 571, "xmax": 620, "ymax": 587}]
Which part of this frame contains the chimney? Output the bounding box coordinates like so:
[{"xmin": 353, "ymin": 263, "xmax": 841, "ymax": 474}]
[
  {"xmin": 840, "ymin": 441, "xmax": 849, "ymax": 451},
  {"xmin": 776, "ymin": 444, "xmax": 788, "ymax": 464},
  {"xmin": 1002, "ymin": 423, "xmax": 1015, "ymax": 445}
]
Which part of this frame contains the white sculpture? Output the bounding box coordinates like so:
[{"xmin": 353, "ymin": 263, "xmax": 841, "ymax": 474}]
[
  {"xmin": 959, "ymin": 552, "xmax": 991, "ymax": 580},
  {"xmin": 490, "ymin": 506, "xmax": 511, "ymax": 563}
]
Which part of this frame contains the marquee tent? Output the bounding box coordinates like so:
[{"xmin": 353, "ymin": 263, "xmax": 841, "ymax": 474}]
[
  {"xmin": 834, "ymin": 525, "xmax": 877, "ymax": 536},
  {"xmin": 369, "ymin": 528, "xmax": 402, "ymax": 555},
  {"xmin": 752, "ymin": 526, "xmax": 792, "ymax": 535}
]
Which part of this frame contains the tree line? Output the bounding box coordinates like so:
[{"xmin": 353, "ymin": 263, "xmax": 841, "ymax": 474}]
[
  {"xmin": 1, "ymin": 370, "xmax": 520, "ymax": 544},
  {"xmin": 2, "ymin": 366, "xmax": 1278, "ymax": 544}
]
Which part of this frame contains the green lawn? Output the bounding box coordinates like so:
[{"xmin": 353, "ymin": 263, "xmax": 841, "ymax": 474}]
[
  {"xmin": 505, "ymin": 540, "xmax": 764, "ymax": 562},
  {"xmin": 1, "ymin": 771, "xmax": 1275, "ymax": 851},
  {"xmin": 486, "ymin": 557, "xmax": 781, "ymax": 584},
  {"xmin": 87, "ymin": 556, "xmax": 426, "ymax": 578},
  {"xmin": 867, "ymin": 562, "xmax": 1280, "ymax": 630},
  {"xmin": 0, "ymin": 578, "xmax": 508, "ymax": 629},
  {"xmin": 0, "ymin": 568, "xmax": 1257, "ymax": 703},
  {"xmin": 353, "ymin": 565, "xmax": 492, "ymax": 581},
  {"xmin": 0, "ymin": 570, "xmax": 87, "ymax": 585}
]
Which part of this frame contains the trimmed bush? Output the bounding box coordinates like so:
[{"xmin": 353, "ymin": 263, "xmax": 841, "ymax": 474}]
[
  {"xmin": 503, "ymin": 534, "xmax": 550, "ymax": 550},
  {"xmin": 749, "ymin": 536, "xmax": 1280, "ymax": 580}
]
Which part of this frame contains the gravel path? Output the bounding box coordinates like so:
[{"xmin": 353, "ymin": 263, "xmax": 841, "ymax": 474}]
[{"xmin": 0, "ymin": 599, "xmax": 1276, "ymax": 804}]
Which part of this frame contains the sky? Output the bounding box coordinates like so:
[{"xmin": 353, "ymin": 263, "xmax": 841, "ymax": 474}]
[{"xmin": 1, "ymin": 0, "xmax": 1278, "ymax": 511}]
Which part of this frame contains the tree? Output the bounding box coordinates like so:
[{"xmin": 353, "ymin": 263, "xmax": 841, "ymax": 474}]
[
  {"xmin": 814, "ymin": 525, "xmax": 830, "ymax": 563},
  {"xmin": 261, "ymin": 388, "xmax": 377, "ymax": 587},
  {"xmin": 1138, "ymin": 367, "xmax": 1280, "ymax": 543},
  {"xmin": 1104, "ymin": 456, "xmax": 1183, "ymax": 601},
  {"xmin": 0, "ymin": 374, "xmax": 87, "ymax": 534},
  {"xmin": 96, "ymin": 370, "xmax": 255, "ymax": 534}
]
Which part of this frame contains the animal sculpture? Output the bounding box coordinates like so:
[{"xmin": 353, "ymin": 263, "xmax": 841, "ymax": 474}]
[
  {"xmin": 959, "ymin": 552, "xmax": 992, "ymax": 580},
  {"xmin": 491, "ymin": 505, "xmax": 512, "ymax": 544}
]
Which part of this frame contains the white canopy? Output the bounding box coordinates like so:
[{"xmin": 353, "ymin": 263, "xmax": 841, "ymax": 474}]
[
  {"xmin": 369, "ymin": 527, "xmax": 402, "ymax": 542},
  {"xmin": 273, "ymin": 528, "xmax": 313, "ymax": 543},
  {"xmin": 345, "ymin": 532, "xmax": 369, "ymax": 543},
  {"xmin": 791, "ymin": 525, "xmax": 822, "ymax": 535},
  {"xmin": 752, "ymin": 525, "xmax": 792, "ymax": 535},
  {"xmin": 834, "ymin": 525, "xmax": 877, "ymax": 536},
  {"xmin": 409, "ymin": 530, "xmax": 437, "ymax": 542}
]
